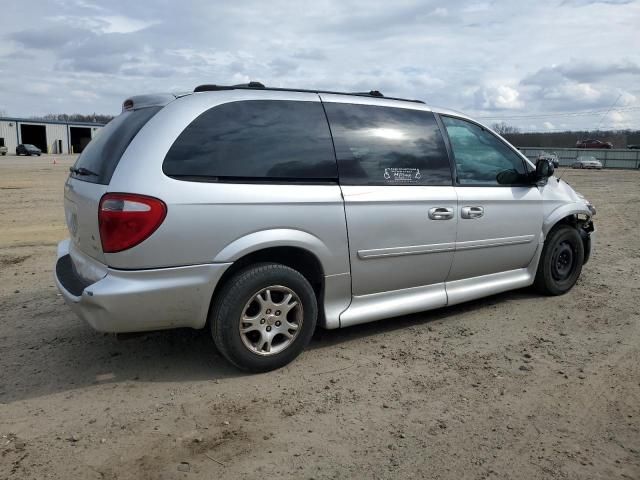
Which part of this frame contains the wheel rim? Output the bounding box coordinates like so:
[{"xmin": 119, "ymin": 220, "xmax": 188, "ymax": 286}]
[
  {"xmin": 238, "ymin": 285, "xmax": 303, "ymax": 356},
  {"xmin": 551, "ymin": 240, "xmax": 575, "ymax": 281}
]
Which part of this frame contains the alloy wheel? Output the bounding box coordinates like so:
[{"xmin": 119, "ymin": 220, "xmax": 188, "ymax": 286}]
[{"xmin": 238, "ymin": 285, "xmax": 303, "ymax": 356}]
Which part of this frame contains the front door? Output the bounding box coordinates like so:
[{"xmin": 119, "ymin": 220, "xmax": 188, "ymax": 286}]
[
  {"xmin": 322, "ymin": 98, "xmax": 458, "ymax": 299},
  {"xmin": 439, "ymin": 115, "xmax": 543, "ymax": 282}
]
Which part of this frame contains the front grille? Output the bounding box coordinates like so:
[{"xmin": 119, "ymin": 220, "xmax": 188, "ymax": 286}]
[{"xmin": 56, "ymin": 254, "xmax": 92, "ymax": 296}]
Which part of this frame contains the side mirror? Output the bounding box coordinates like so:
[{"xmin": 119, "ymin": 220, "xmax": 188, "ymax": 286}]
[{"xmin": 535, "ymin": 158, "xmax": 554, "ymax": 180}]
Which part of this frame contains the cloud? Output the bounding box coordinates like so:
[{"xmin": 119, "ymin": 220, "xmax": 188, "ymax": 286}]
[
  {"xmin": 462, "ymin": 2, "xmax": 492, "ymax": 13},
  {"xmin": 517, "ymin": 60, "xmax": 640, "ymax": 119},
  {"xmin": 561, "ymin": 0, "xmax": 633, "ymax": 5},
  {"xmin": 10, "ymin": 26, "xmax": 88, "ymax": 49},
  {"xmin": 523, "ymin": 60, "xmax": 640, "ymax": 85},
  {"xmin": 0, "ymin": 0, "xmax": 638, "ymax": 132},
  {"xmin": 290, "ymin": 49, "xmax": 327, "ymax": 61},
  {"xmin": 429, "ymin": 7, "xmax": 449, "ymax": 17},
  {"xmin": 474, "ymin": 85, "xmax": 524, "ymax": 110},
  {"xmin": 96, "ymin": 15, "xmax": 159, "ymax": 33},
  {"xmin": 48, "ymin": 14, "xmax": 158, "ymax": 34}
]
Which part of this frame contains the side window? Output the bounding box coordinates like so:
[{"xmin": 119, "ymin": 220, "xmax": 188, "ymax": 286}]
[
  {"xmin": 324, "ymin": 103, "xmax": 452, "ymax": 186},
  {"xmin": 164, "ymin": 100, "xmax": 337, "ymax": 181},
  {"xmin": 0, "ymin": 138, "xmax": 4, "ymax": 147},
  {"xmin": 441, "ymin": 116, "xmax": 527, "ymax": 185}
]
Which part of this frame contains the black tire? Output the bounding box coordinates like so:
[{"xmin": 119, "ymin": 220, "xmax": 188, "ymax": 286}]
[
  {"xmin": 210, "ymin": 262, "xmax": 317, "ymax": 372},
  {"xmin": 534, "ymin": 225, "xmax": 584, "ymax": 295}
]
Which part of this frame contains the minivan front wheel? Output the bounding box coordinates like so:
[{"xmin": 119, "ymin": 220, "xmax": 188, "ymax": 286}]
[
  {"xmin": 210, "ymin": 263, "xmax": 317, "ymax": 372},
  {"xmin": 534, "ymin": 225, "xmax": 584, "ymax": 295}
]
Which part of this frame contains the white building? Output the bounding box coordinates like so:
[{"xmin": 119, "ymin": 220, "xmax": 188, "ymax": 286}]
[{"xmin": 0, "ymin": 117, "xmax": 105, "ymax": 155}]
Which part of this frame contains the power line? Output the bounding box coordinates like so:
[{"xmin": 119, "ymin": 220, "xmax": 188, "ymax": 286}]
[
  {"xmin": 595, "ymin": 93, "xmax": 622, "ymax": 131},
  {"xmin": 477, "ymin": 105, "xmax": 640, "ymax": 120},
  {"xmin": 508, "ymin": 125, "xmax": 638, "ymax": 133}
]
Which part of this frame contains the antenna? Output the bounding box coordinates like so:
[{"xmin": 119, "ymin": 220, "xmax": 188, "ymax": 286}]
[
  {"xmin": 555, "ymin": 155, "xmax": 576, "ymax": 184},
  {"xmin": 556, "ymin": 165, "xmax": 570, "ymax": 183}
]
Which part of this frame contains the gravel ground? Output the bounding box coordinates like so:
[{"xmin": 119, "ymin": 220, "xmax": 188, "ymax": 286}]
[{"xmin": 1, "ymin": 155, "xmax": 638, "ymax": 480}]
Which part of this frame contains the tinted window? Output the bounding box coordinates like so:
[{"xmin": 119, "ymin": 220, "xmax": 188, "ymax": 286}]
[
  {"xmin": 441, "ymin": 116, "xmax": 527, "ymax": 185},
  {"xmin": 72, "ymin": 107, "xmax": 160, "ymax": 185},
  {"xmin": 164, "ymin": 100, "xmax": 337, "ymax": 181},
  {"xmin": 324, "ymin": 103, "xmax": 452, "ymax": 186},
  {"xmin": 0, "ymin": 138, "xmax": 4, "ymax": 147}
]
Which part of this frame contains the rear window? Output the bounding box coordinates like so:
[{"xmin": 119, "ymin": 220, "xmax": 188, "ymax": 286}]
[
  {"xmin": 163, "ymin": 100, "xmax": 337, "ymax": 181},
  {"xmin": 324, "ymin": 103, "xmax": 452, "ymax": 186},
  {"xmin": 71, "ymin": 107, "xmax": 161, "ymax": 184}
]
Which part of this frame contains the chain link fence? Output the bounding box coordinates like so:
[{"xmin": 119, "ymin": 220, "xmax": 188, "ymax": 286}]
[{"xmin": 519, "ymin": 147, "xmax": 640, "ymax": 169}]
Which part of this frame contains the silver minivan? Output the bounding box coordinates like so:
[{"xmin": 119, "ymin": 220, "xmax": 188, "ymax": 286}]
[{"xmin": 55, "ymin": 83, "xmax": 596, "ymax": 371}]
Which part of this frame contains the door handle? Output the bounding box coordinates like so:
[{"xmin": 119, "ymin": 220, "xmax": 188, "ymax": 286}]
[
  {"xmin": 428, "ymin": 207, "xmax": 454, "ymax": 220},
  {"xmin": 461, "ymin": 206, "xmax": 484, "ymax": 219}
]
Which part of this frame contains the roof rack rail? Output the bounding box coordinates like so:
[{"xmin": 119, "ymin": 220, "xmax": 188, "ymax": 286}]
[
  {"xmin": 350, "ymin": 90, "xmax": 384, "ymax": 97},
  {"xmin": 193, "ymin": 83, "xmax": 424, "ymax": 104}
]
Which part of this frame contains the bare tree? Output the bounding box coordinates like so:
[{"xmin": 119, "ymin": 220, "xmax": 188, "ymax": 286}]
[
  {"xmin": 491, "ymin": 121, "xmax": 520, "ymax": 135},
  {"xmin": 0, "ymin": 109, "xmax": 7, "ymax": 117}
]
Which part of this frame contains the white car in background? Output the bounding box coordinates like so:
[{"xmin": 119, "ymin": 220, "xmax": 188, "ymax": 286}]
[{"xmin": 572, "ymin": 156, "xmax": 603, "ymax": 169}]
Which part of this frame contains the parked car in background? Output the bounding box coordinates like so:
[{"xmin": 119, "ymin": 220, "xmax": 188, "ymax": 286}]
[
  {"xmin": 627, "ymin": 144, "xmax": 640, "ymax": 150},
  {"xmin": 54, "ymin": 83, "xmax": 596, "ymax": 372},
  {"xmin": 16, "ymin": 144, "xmax": 42, "ymax": 156},
  {"xmin": 572, "ymin": 156, "xmax": 603, "ymax": 169},
  {"xmin": 576, "ymin": 139, "xmax": 613, "ymax": 149},
  {"xmin": 0, "ymin": 145, "xmax": 7, "ymax": 156},
  {"xmin": 538, "ymin": 151, "xmax": 559, "ymax": 168}
]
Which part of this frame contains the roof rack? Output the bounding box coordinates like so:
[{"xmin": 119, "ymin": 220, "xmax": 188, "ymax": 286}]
[{"xmin": 193, "ymin": 82, "xmax": 424, "ymax": 104}]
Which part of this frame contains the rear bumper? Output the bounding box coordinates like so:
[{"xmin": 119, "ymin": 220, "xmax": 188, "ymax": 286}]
[{"xmin": 55, "ymin": 239, "xmax": 231, "ymax": 333}]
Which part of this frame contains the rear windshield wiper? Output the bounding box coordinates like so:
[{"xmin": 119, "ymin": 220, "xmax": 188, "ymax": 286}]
[{"xmin": 69, "ymin": 166, "xmax": 99, "ymax": 177}]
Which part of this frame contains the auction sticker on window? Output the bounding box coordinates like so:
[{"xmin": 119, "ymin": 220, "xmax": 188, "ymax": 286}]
[{"xmin": 383, "ymin": 168, "xmax": 422, "ymax": 183}]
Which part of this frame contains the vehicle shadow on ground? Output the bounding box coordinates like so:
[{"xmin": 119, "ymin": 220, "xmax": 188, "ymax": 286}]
[{"xmin": 2, "ymin": 288, "xmax": 538, "ymax": 404}]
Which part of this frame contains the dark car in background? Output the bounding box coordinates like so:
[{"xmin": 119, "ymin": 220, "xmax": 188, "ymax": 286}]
[
  {"xmin": 538, "ymin": 151, "xmax": 559, "ymax": 168},
  {"xmin": 576, "ymin": 139, "xmax": 613, "ymax": 149},
  {"xmin": 16, "ymin": 144, "xmax": 42, "ymax": 156}
]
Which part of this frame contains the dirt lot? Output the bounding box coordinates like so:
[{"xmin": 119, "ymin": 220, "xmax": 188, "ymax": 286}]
[{"xmin": 1, "ymin": 155, "xmax": 638, "ymax": 479}]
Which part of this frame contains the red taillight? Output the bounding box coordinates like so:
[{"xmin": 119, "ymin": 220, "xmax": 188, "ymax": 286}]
[{"xmin": 98, "ymin": 193, "xmax": 167, "ymax": 253}]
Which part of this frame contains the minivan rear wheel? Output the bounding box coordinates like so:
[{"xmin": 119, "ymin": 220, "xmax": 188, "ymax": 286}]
[
  {"xmin": 210, "ymin": 263, "xmax": 317, "ymax": 372},
  {"xmin": 534, "ymin": 225, "xmax": 584, "ymax": 295}
]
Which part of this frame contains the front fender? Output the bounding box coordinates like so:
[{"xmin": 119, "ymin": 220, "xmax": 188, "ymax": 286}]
[
  {"xmin": 543, "ymin": 202, "xmax": 592, "ymax": 237},
  {"xmin": 212, "ymin": 228, "xmax": 333, "ymax": 268}
]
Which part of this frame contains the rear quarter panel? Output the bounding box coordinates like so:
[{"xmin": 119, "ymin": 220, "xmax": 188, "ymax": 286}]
[{"xmin": 105, "ymin": 91, "xmax": 350, "ymax": 276}]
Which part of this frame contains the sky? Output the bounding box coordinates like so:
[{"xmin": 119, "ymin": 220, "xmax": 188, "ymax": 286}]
[{"xmin": 0, "ymin": 0, "xmax": 639, "ymax": 132}]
